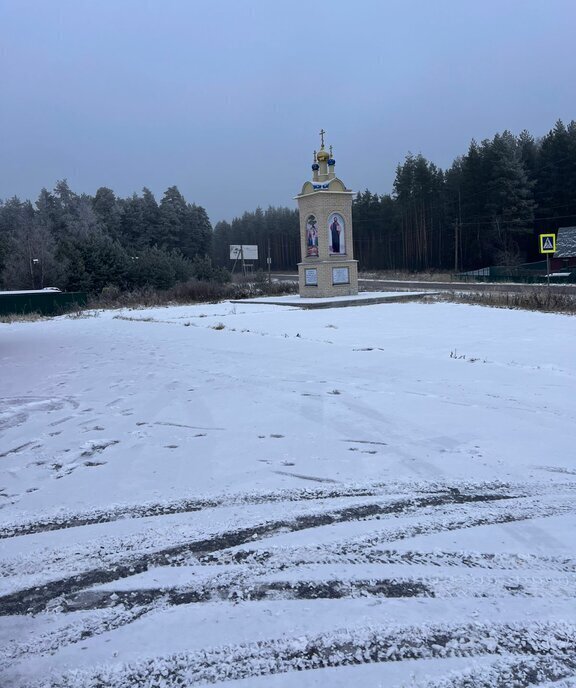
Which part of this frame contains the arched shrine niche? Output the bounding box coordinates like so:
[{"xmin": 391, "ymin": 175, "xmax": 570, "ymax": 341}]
[
  {"xmin": 328, "ymin": 212, "xmax": 345, "ymax": 255},
  {"xmin": 306, "ymin": 215, "xmax": 319, "ymax": 257}
]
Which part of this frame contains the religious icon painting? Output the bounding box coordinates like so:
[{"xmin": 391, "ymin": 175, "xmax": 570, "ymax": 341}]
[
  {"xmin": 306, "ymin": 215, "xmax": 319, "ymax": 257},
  {"xmin": 328, "ymin": 212, "xmax": 345, "ymax": 254}
]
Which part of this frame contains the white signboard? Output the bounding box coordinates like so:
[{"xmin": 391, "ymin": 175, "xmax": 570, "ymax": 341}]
[
  {"xmin": 332, "ymin": 267, "xmax": 350, "ymax": 285},
  {"xmin": 230, "ymin": 245, "xmax": 258, "ymax": 260},
  {"xmin": 305, "ymin": 268, "xmax": 318, "ymax": 286}
]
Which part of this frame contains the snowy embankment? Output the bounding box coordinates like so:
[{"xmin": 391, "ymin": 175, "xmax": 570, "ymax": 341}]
[{"xmin": 1, "ymin": 300, "xmax": 575, "ymax": 687}]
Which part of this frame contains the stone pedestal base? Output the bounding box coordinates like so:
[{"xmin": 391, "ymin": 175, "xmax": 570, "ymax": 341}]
[{"xmin": 298, "ymin": 260, "xmax": 358, "ymax": 298}]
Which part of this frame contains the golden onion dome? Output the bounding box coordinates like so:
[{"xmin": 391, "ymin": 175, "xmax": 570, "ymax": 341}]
[{"xmin": 316, "ymin": 148, "xmax": 329, "ymax": 162}]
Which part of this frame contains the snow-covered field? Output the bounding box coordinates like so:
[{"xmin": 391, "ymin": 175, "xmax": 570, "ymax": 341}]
[{"xmin": 1, "ymin": 298, "xmax": 575, "ymax": 687}]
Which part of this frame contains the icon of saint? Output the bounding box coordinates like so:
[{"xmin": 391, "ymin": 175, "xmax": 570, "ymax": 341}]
[
  {"xmin": 306, "ymin": 216, "xmax": 319, "ymax": 257},
  {"xmin": 330, "ymin": 215, "xmax": 341, "ymax": 253}
]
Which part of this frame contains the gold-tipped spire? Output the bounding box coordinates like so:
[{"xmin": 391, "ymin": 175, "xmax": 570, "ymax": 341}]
[
  {"xmin": 317, "ymin": 129, "xmax": 329, "ymax": 161},
  {"xmin": 329, "ymin": 145, "xmax": 333, "ymax": 157},
  {"xmin": 313, "ymin": 150, "xmax": 317, "ymax": 162}
]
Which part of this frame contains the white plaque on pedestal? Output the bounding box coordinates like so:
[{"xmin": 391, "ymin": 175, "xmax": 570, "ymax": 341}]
[
  {"xmin": 305, "ymin": 268, "xmax": 318, "ymax": 286},
  {"xmin": 332, "ymin": 267, "xmax": 349, "ymax": 285}
]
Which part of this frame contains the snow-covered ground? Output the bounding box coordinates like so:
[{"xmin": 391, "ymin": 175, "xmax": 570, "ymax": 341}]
[{"xmin": 1, "ymin": 299, "xmax": 575, "ymax": 687}]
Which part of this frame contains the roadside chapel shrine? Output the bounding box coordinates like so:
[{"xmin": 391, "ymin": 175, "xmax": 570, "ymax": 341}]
[{"xmin": 296, "ymin": 131, "xmax": 359, "ymax": 297}]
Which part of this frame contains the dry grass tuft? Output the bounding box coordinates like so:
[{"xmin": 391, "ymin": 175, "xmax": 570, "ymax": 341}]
[
  {"xmin": 90, "ymin": 279, "xmax": 297, "ymax": 310},
  {"xmin": 441, "ymin": 289, "xmax": 576, "ymax": 315},
  {"xmin": 0, "ymin": 312, "xmax": 47, "ymax": 324},
  {"xmin": 360, "ymin": 270, "xmax": 454, "ymax": 282}
]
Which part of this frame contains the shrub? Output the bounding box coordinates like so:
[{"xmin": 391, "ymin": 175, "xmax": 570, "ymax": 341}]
[
  {"xmin": 191, "ymin": 255, "xmax": 231, "ymax": 283},
  {"xmin": 100, "ymin": 284, "xmax": 121, "ymax": 301},
  {"xmin": 443, "ymin": 289, "xmax": 576, "ymax": 315},
  {"xmin": 88, "ymin": 278, "xmax": 297, "ymax": 309}
]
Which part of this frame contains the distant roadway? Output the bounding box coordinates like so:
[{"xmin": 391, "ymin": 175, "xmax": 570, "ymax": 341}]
[{"xmin": 272, "ymin": 273, "xmax": 576, "ymax": 294}]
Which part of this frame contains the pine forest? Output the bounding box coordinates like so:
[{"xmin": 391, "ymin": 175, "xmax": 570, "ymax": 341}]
[{"xmin": 1, "ymin": 120, "xmax": 575, "ymax": 293}]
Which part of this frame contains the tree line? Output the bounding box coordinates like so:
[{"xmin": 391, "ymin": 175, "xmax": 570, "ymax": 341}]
[
  {"xmin": 213, "ymin": 119, "xmax": 576, "ymax": 272},
  {"xmin": 0, "ymin": 182, "xmax": 221, "ymax": 292},
  {"xmin": 363, "ymin": 119, "xmax": 576, "ymax": 271},
  {"xmin": 2, "ymin": 119, "xmax": 575, "ymax": 292},
  {"xmin": 213, "ymin": 207, "xmax": 300, "ymax": 273}
]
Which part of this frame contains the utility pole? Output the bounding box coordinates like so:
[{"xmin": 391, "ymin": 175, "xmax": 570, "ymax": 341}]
[
  {"xmin": 454, "ymin": 221, "xmax": 459, "ymax": 273},
  {"xmin": 32, "ymin": 258, "xmax": 40, "ymax": 290},
  {"xmin": 454, "ymin": 187, "xmax": 462, "ymax": 273},
  {"xmin": 267, "ymin": 237, "xmax": 271, "ymax": 284}
]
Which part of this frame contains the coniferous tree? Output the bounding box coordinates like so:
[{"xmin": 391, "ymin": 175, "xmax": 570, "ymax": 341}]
[
  {"xmin": 393, "ymin": 154, "xmax": 444, "ymax": 270},
  {"xmin": 2, "ymin": 202, "xmax": 62, "ymax": 289},
  {"xmin": 158, "ymin": 186, "xmax": 187, "ymax": 250},
  {"xmin": 485, "ymin": 132, "xmax": 536, "ymax": 264},
  {"xmin": 120, "ymin": 193, "xmax": 145, "ymax": 249},
  {"xmin": 128, "ymin": 246, "xmax": 178, "ymax": 290},
  {"xmin": 517, "ymin": 130, "xmax": 539, "ymax": 183},
  {"xmin": 0, "ymin": 203, "xmax": 8, "ymax": 282},
  {"xmin": 140, "ymin": 187, "xmax": 160, "ymax": 246},
  {"xmin": 212, "ymin": 220, "xmax": 233, "ymax": 266},
  {"xmin": 536, "ymin": 120, "xmax": 576, "ymax": 229},
  {"xmin": 75, "ymin": 233, "xmax": 130, "ymax": 293},
  {"xmin": 93, "ymin": 187, "xmax": 122, "ymax": 241},
  {"xmin": 0, "ymin": 197, "xmax": 32, "ymax": 284},
  {"xmin": 181, "ymin": 203, "xmax": 212, "ymax": 259}
]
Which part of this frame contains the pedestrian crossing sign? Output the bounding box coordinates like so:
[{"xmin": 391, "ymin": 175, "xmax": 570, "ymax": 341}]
[{"xmin": 539, "ymin": 234, "xmax": 556, "ymax": 254}]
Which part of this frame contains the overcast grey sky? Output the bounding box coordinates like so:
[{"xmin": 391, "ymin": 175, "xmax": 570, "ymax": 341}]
[{"xmin": 1, "ymin": 0, "xmax": 575, "ymax": 224}]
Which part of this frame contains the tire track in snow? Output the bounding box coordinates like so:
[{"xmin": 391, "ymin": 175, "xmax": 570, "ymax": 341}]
[
  {"xmin": 0, "ymin": 492, "xmax": 515, "ymax": 615},
  {"xmin": 419, "ymin": 655, "xmax": 576, "ymax": 688},
  {"xmin": 63, "ymin": 571, "xmax": 576, "ymax": 614},
  {"xmin": 0, "ymin": 480, "xmax": 516, "ymax": 539},
  {"xmin": 192, "ymin": 494, "xmax": 576, "ymax": 573},
  {"xmin": 24, "ymin": 621, "xmax": 576, "ymax": 688},
  {"xmin": 200, "ymin": 546, "xmax": 576, "ymax": 573},
  {"xmin": 0, "ymin": 606, "xmax": 153, "ymax": 673},
  {"xmin": 64, "ymin": 577, "xmax": 435, "ymax": 612},
  {"xmin": 317, "ymin": 497, "xmax": 574, "ymax": 557},
  {"xmin": 5, "ymin": 493, "xmax": 516, "ymax": 582},
  {"xmin": 3, "ymin": 486, "xmax": 576, "ymax": 677},
  {"xmin": 3, "ymin": 490, "xmax": 574, "ymax": 616}
]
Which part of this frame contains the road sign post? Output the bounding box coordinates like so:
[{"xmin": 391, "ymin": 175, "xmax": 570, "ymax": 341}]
[
  {"xmin": 229, "ymin": 245, "xmax": 258, "ymax": 276},
  {"xmin": 539, "ymin": 234, "xmax": 556, "ymax": 288}
]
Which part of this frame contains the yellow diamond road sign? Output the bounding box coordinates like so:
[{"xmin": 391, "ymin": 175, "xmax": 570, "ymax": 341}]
[{"xmin": 539, "ymin": 233, "xmax": 556, "ymax": 254}]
